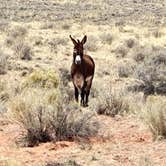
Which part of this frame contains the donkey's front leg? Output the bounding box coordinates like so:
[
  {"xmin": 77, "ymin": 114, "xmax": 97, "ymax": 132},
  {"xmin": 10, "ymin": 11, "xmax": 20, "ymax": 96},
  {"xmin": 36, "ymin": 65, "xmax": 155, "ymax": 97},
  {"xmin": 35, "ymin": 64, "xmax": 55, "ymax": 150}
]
[
  {"xmin": 81, "ymin": 88, "xmax": 85, "ymax": 106},
  {"xmin": 74, "ymin": 86, "xmax": 79, "ymax": 102},
  {"xmin": 85, "ymin": 89, "xmax": 90, "ymax": 107}
]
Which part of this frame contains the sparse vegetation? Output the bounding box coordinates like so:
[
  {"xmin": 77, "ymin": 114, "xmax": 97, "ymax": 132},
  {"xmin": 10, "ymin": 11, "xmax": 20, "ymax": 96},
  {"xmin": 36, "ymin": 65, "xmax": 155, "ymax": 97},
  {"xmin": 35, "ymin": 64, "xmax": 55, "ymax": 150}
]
[
  {"xmin": 40, "ymin": 22, "xmax": 55, "ymax": 29},
  {"xmin": 13, "ymin": 41, "xmax": 32, "ymax": 60},
  {"xmin": 100, "ymin": 33, "xmax": 113, "ymax": 45},
  {"xmin": 85, "ymin": 36, "xmax": 98, "ymax": 52},
  {"xmin": 125, "ymin": 38, "xmax": 137, "ymax": 48},
  {"xmin": 10, "ymin": 70, "xmax": 99, "ymax": 146},
  {"xmin": 48, "ymin": 38, "xmax": 68, "ymax": 53},
  {"xmin": 11, "ymin": 89, "xmax": 99, "ymax": 146},
  {"xmin": 93, "ymin": 87, "xmax": 129, "ymax": 117},
  {"xmin": 9, "ymin": 26, "xmax": 27, "ymax": 39},
  {"xmin": 5, "ymin": 26, "xmax": 27, "ymax": 47},
  {"xmin": 61, "ymin": 23, "xmax": 71, "ymax": 30},
  {"xmin": 117, "ymin": 59, "xmax": 136, "ymax": 78},
  {"xmin": 133, "ymin": 46, "xmax": 166, "ymax": 85},
  {"xmin": 114, "ymin": 44, "xmax": 128, "ymax": 58}
]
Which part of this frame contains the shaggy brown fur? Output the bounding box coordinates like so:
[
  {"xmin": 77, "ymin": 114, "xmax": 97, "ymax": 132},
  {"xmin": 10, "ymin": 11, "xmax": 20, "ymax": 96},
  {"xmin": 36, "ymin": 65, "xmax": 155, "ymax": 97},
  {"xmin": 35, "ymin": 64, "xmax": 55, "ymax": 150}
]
[{"xmin": 70, "ymin": 35, "xmax": 95, "ymax": 107}]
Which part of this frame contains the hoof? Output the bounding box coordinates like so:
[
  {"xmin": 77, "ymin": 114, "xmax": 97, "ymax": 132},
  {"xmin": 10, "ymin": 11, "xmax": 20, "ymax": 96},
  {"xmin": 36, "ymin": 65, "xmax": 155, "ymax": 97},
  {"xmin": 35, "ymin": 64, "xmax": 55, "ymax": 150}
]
[{"xmin": 83, "ymin": 103, "xmax": 88, "ymax": 107}]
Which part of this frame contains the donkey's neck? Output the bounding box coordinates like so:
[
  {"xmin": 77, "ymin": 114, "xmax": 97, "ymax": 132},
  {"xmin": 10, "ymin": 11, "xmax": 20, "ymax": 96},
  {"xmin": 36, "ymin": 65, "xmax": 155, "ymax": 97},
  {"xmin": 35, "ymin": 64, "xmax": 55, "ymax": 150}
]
[{"xmin": 73, "ymin": 59, "xmax": 86, "ymax": 74}]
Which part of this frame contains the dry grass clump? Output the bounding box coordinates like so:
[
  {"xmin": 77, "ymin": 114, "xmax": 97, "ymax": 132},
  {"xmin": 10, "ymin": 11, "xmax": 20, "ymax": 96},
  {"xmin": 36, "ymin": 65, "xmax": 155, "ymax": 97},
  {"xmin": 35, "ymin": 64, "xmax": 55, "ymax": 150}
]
[
  {"xmin": 33, "ymin": 36, "xmax": 43, "ymax": 46},
  {"xmin": 45, "ymin": 160, "xmax": 80, "ymax": 166},
  {"xmin": 113, "ymin": 44, "xmax": 128, "ymax": 58},
  {"xmin": 8, "ymin": 26, "xmax": 27, "ymax": 39},
  {"xmin": 59, "ymin": 68, "xmax": 73, "ymax": 104},
  {"xmin": 13, "ymin": 40, "xmax": 32, "ymax": 60},
  {"xmin": 129, "ymin": 46, "xmax": 152, "ymax": 63},
  {"xmin": 0, "ymin": 21, "xmax": 9, "ymax": 32},
  {"xmin": 5, "ymin": 26, "xmax": 32, "ymax": 60},
  {"xmin": 150, "ymin": 28, "xmax": 164, "ymax": 38},
  {"xmin": 100, "ymin": 33, "xmax": 113, "ymax": 45},
  {"xmin": 61, "ymin": 23, "xmax": 71, "ymax": 30},
  {"xmin": 93, "ymin": 87, "xmax": 129, "ymax": 117},
  {"xmin": 11, "ymin": 89, "xmax": 99, "ymax": 146},
  {"xmin": 48, "ymin": 38, "xmax": 68, "ymax": 52},
  {"xmin": 85, "ymin": 35, "xmax": 98, "ymax": 52},
  {"xmin": 5, "ymin": 26, "xmax": 27, "ymax": 47},
  {"xmin": 138, "ymin": 156, "xmax": 154, "ymax": 166},
  {"xmin": 22, "ymin": 69, "xmax": 59, "ymax": 89},
  {"xmin": 142, "ymin": 96, "xmax": 166, "ymax": 140},
  {"xmin": 117, "ymin": 59, "xmax": 136, "ymax": 78},
  {"xmin": 0, "ymin": 156, "xmax": 21, "ymax": 166},
  {"xmin": 0, "ymin": 49, "xmax": 8, "ymax": 74},
  {"xmin": 40, "ymin": 22, "xmax": 55, "ymax": 29},
  {"xmin": 59, "ymin": 68, "xmax": 71, "ymax": 87},
  {"xmin": 0, "ymin": 102, "xmax": 8, "ymax": 114},
  {"xmin": 125, "ymin": 38, "xmax": 137, "ymax": 48},
  {"xmin": 0, "ymin": 80, "xmax": 10, "ymax": 103},
  {"xmin": 133, "ymin": 47, "xmax": 166, "ymax": 85}
]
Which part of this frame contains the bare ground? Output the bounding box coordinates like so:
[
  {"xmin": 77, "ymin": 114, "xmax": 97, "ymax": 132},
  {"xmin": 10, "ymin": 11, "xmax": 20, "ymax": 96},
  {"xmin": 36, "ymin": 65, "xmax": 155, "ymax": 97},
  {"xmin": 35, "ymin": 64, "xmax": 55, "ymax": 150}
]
[{"xmin": 1, "ymin": 115, "xmax": 166, "ymax": 166}]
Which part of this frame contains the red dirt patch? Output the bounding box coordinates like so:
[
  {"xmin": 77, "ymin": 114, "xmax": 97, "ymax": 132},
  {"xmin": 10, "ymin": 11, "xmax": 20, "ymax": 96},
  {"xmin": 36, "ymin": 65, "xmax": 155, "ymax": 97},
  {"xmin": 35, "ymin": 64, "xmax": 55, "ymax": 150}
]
[{"xmin": 0, "ymin": 115, "xmax": 166, "ymax": 165}]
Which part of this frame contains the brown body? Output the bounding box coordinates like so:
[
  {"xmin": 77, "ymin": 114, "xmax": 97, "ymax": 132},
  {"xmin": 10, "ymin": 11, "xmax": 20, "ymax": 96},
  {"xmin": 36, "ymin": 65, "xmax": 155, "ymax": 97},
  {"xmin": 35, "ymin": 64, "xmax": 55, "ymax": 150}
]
[
  {"xmin": 71, "ymin": 54, "xmax": 95, "ymax": 91},
  {"xmin": 70, "ymin": 35, "xmax": 95, "ymax": 107}
]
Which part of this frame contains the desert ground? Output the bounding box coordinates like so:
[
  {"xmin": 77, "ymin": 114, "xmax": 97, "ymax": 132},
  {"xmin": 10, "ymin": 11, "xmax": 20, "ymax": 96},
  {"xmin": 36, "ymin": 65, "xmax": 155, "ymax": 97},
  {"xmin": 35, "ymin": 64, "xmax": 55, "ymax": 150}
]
[{"xmin": 0, "ymin": 0, "xmax": 166, "ymax": 165}]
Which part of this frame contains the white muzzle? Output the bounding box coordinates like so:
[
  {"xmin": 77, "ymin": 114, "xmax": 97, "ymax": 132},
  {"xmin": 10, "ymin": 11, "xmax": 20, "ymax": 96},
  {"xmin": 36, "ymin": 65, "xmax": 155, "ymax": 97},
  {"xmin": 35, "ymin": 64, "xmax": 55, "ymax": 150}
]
[{"xmin": 75, "ymin": 55, "xmax": 81, "ymax": 64}]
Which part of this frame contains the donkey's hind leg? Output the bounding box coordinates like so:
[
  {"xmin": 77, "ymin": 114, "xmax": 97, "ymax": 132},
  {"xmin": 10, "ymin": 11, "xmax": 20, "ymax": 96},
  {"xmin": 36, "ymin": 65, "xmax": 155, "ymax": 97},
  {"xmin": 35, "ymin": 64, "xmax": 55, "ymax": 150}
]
[{"xmin": 84, "ymin": 77, "xmax": 93, "ymax": 107}]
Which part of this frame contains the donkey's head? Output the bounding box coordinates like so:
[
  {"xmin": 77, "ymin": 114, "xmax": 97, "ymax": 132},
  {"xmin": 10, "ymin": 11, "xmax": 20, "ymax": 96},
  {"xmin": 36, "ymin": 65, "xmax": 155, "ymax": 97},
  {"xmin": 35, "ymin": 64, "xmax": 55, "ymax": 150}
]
[{"xmin": 70, "ymin": 35, "xmax": 87, "ymax": 65}]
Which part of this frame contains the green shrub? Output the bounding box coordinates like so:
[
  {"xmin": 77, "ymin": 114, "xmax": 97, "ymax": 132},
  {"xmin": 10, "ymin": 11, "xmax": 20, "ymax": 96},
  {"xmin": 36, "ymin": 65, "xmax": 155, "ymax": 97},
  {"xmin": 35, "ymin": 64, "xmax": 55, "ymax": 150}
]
[{"xmin": 22, "ymin": 70, "xmax": 59, "ymax": 89}]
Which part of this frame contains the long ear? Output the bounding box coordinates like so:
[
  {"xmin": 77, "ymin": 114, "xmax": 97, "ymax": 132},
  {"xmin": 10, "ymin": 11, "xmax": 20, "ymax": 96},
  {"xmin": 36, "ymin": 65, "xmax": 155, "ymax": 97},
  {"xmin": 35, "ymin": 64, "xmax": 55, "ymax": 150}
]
[
  {"xmin": 81, "ymin": 35, "xmax": 87, "ymax": 44},
  {"xmin": 69, "ymin": 35, "xmax": 77, "ymax": 46}
]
